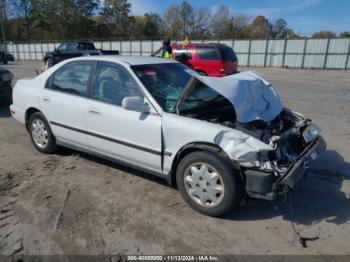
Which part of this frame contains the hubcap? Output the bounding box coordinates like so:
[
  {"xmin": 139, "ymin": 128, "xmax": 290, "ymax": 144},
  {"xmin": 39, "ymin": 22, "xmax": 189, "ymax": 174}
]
[
  {"xmin": 184, "ymin": 162, "xmax": 225, "ymax": 207},
  {"xmin": 31, "ymin": 119, "xmax": 49, "ymax": 149}
]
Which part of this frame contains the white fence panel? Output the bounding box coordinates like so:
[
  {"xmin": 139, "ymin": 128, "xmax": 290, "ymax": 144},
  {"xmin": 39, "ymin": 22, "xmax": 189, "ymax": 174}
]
[{"xmin": 5, "ymin": 38, "xmax": 349, "ymax": 69}]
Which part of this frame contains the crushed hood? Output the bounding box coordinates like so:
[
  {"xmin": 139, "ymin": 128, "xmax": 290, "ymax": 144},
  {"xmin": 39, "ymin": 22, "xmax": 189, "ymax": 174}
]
[{"xmin": 198, "ymin": 71, "xmax": 283, "ymax": 123}]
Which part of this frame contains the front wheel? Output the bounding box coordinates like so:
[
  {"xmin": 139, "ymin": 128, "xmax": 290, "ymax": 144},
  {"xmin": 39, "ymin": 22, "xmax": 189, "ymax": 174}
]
[
  {"xmin": 176, "ymin": 151, "xmax": 243, "ymax": 217},
  {"xmin": 28, "ymin": 112, "xmax": 57, "ymax": 154}
]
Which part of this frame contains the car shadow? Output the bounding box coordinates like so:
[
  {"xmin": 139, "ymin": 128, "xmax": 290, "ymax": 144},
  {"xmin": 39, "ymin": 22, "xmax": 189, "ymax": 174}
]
[
  {"xmin": 228, "ymin": 149, "xmax": 350, "ymax": 226},
  {"xmin": 0, "ymin": 105, "xmax": 11, "ymax": 118},
  {"xmin": 56, "ymin": 147, "xmax": 349, "ymax": 226},
  {"xmin": 55, "ymin": 146, "xmax": 170, "ymax": 187}
]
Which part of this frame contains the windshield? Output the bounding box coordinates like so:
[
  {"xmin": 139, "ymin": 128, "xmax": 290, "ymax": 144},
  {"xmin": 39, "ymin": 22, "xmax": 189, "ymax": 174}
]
[{"xmin": 131, "ymin": 63, "xmax": 227, "ymax": 113}]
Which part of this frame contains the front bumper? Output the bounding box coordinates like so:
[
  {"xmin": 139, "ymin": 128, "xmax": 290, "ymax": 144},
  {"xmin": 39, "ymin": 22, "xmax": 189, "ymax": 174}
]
[
  {"xmin": 245, "ymin": 136, "xmax": 326, "ymax": 200},
  {"xmin": 278, "ymin": 136, "xmax": 326, "ymax": 187}
]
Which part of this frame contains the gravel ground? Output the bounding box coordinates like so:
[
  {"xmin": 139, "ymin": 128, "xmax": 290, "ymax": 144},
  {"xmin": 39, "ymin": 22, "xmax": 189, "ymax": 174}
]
[{"xmin": 0, "ymin": 61, "xmax": 349, "ymax": 256}]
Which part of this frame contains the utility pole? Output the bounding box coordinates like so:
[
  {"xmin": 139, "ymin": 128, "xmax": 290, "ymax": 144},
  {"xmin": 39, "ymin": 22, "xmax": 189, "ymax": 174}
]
[{"xmin": 0, "ymin": 0, "xmax": 7, "ymax": 52}]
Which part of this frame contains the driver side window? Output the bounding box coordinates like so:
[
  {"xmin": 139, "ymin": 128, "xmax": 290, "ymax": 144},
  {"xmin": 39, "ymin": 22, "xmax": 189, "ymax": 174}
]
[{"xmin": 92, "ymin": 63, "xmax": 143, "ymax": 106}]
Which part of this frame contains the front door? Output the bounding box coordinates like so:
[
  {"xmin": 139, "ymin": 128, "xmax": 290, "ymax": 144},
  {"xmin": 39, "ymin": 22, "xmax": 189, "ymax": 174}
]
[{"xmin": 86, "ymin": 62, "xmax": 162, "ymax": 174}]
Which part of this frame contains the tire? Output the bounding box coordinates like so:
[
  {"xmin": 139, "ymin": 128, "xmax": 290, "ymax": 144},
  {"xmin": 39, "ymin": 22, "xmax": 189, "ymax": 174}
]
[
  {"xmin": 176, "ymin": 151, "xmax": 243, "ymax": 217},
  {"xmin": 28, "ymin": 112, "xmax": 57, "ymax": 154},
  {"xmin": 2, "ymin": 60, "xmax": 8, "ymax": 65}
]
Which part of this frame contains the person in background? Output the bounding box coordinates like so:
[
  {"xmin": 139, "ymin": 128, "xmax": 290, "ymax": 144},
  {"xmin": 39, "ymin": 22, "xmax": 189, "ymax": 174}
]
[
  {"xmin": 162, "ymin": 38, "xmax": 174, "ymax": 59},
  {"xmin": 183, "ymin": 34, "xmax": 189, "ymax": 47}
]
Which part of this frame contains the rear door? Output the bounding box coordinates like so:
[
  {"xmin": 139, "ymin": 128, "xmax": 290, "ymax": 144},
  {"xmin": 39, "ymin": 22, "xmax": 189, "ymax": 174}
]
[
  {"xmin": 40, "ymin": 61, "xmax": 95, "ymax": 149},
  {"xmin": 86, "ymin": 62, "xmax": 162, "ymax": 174}
]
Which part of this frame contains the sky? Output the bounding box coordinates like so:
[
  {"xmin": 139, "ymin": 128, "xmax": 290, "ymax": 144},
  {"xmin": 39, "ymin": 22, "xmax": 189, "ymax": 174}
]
[{"xmin": 129, "ymin": 0, "xmax": 350, "ymax": 36}]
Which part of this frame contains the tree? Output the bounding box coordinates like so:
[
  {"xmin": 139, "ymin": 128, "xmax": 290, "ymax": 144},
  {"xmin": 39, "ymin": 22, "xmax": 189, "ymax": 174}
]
[
  {"xmin": 211, "ymin": 5, "xmax": 231, "ymax": 39},
  {"xmin": 180, "ymin": 0, "xmax": 193, "ymax": 37},
  {"xmin": 232, "ymin": 14, "xmax": 251, "ymax": 38},
  {"xmin": 190, "ymin": 7, "xmax": 211, "ymax": 38},
  {"xmin": 250, "ymin": 15, "xmax": 271, "ymax": 39},
  {"xmin": 10, "ymin": 0, "xmax": 34, "ymax": 41},
  {"xmin": 30, "ymin": 0, "xmax": 99, "ymax": 40},
  {"xmin": 143, "ymin": 12, "xmax": 163, "ymax": 38},
  {"xmin": 272, "ymin": 18, "xmax": 288, "ymax": 39},
  {"xmin": 164, "ymin": 5, "xmax": 182, "ymax": 39},
  {"xmin": 312, "ymin": 31, "xmax": 336, "ymax": 38},
  {"xmin": 339, "ymin": 32, "xmax": 350, "ymax": 38},
  {"xmin": 101, "ymin": 0, "xmax": 132, "ymax": 38}
]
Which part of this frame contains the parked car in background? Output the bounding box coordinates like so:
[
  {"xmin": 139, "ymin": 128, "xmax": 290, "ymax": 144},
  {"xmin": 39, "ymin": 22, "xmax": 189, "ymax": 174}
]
[
  {"xmin": 11, "ymin": 56, "xmax": 325, "ymax": 217},
  {"xmin": 152, "ymin": 43, "xmax": 238, "ymax": 77},
  {"xmin": 0, "ymin": 67, "xmax": 13, "ymax": 104},
  {"xmin": 0, "ymin": 51, "xmax": 15, "ymax": 64},
  {"xmin": 43, "ymin": 41, "xmax": 119, "ymax": 68}
]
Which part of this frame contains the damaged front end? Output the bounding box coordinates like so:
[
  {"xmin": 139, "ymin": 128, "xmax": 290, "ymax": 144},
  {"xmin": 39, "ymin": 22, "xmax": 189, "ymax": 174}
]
[
  {"xmin": 217, "ymin": 109, "xmax": 326, "ymax": 200},
  {"xmin": 175, "ymin": 70, "xmax": 326, "ymax": 200}
]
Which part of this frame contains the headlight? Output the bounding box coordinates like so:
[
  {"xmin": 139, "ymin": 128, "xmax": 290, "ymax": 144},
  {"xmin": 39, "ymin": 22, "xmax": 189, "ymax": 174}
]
[{"xmin": 302, "ymin": 123, "xmax": 320, "ymax": 143}]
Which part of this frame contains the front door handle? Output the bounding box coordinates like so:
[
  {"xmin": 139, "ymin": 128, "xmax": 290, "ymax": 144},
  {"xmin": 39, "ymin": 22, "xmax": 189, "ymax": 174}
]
[
  {"xmin": 88, "ymin": 108, "xmax": 101, "ymax": 116},
  {"xmin": 42, "ymin": 96, "xmax": 50, "ymax": 103}
]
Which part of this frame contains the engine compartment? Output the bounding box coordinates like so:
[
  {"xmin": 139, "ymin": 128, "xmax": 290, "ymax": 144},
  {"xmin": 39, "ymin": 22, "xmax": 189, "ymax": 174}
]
[{"xmin": 181, "ymin": 103, "xmax": 313, "ymax": 171}]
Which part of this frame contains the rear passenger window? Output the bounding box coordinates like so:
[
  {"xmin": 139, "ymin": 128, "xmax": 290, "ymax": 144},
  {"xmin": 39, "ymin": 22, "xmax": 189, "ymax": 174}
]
[
  {"xmin": 174, "ymin": 49, "xmax": 192, "ymax": 60},
  {"xmin": 92, "ymin": 63, "xmax": 143, "ymax": 106},
  {"xmin": 196, "ymin": 47, "xmax": 220, "ymax": 60},
  {"xmin": 50, "ymin": 62, "xmax": 93, "ymax": 96}
]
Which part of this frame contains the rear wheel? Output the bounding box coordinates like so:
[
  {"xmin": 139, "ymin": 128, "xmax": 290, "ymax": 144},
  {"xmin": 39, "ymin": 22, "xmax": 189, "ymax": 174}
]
[
  {"xmin": 2, "ymin": 59, "xmax": 8, "ymax": 65},
  {"xmin": 28, "ymin": 112, "xmax": 57, "ymax": 154},
  {"xmin": 176, "ymin": 151, "xmax": 243, "ymax": 217}
]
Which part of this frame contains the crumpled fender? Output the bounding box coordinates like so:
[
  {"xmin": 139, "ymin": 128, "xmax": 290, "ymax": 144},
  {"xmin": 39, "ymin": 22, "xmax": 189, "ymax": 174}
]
[{"xmin": 214, "ymin": 130, "xmax": 274, "ymax": 162}]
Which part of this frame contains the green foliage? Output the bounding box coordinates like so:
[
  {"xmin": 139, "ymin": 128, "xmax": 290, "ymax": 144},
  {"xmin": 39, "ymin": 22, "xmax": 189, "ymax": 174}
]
[
  {"xmin": 6, "ymin": 0, "xmax": 336, "ymax": 41},
  {"xmin": 100, "ymin": 0, "xmax": 131, "ymax": 37},
  {"xmin": 312, "ymin": 31, "xmax": 336, "ymax": 38},
  {"xmin": 143, "ymin": 13, "xmax": 163, "ymax": 38},
  {"xmin": 272, "ymin": 19, "xmax": 288, "ymax": 39}
]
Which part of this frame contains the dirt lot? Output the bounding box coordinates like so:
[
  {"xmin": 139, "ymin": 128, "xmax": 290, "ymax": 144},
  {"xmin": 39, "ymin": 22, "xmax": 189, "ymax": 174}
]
[{"xmin": 0, "ymin": 61, "xmax": 349, "ymax": 256}]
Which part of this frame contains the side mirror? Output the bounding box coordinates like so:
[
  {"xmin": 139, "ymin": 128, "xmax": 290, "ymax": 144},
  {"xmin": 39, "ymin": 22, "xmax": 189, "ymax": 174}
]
[{"xmin": 122, "ymin": 97, "xmax": 150, "ymax": 113}]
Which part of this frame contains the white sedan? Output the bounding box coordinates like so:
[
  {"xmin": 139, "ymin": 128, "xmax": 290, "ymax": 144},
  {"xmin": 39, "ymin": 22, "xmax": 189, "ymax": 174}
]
[{"xmin": 10, "ymin": 56, "xmax": 325, "ymax": 217}]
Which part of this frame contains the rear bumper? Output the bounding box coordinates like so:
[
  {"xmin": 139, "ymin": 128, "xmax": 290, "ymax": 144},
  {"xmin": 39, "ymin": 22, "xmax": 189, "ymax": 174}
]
[
  {"xmin": 245, "ymin": 136, "xmax": 326, "ymax": 200},
  {"xmin": 9, "ymin": 104, "xmax": 26, "ymax": 125}
]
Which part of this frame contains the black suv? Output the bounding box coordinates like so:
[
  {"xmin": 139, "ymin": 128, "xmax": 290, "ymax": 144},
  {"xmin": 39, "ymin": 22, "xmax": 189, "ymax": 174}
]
[{"xmin": 0, "ymin": 67, "xmax": 13, "ymax": 104}]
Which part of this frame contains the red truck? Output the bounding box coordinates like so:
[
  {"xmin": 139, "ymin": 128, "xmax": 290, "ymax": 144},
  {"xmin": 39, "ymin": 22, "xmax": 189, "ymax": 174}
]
[{"xmin": 152, "ymin": 43, "xmax": 238, "ymax": 77}]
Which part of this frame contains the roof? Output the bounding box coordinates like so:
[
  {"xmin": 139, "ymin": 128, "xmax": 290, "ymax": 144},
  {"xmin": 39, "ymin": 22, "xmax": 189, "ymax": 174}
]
[
  {"xmin": 68, "ymin": 55, "xmax": 178, "ymax": 66},
  {"xmin": 172, "ymin": 43, "xmax": 228, "ymax": 48}
]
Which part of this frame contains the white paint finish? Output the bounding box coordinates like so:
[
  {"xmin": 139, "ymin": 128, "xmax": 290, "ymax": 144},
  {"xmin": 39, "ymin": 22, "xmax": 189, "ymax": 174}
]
[
  {"xmin": 40, "ymin": 89, "xmax": 89, "ymax": 148},
  {"xmin": 86, "ymin": 99, "xmax": 162, "ymax": 174},
  {"xmin": 199, "ymin": 71, "xmax": 283, "ymax": 123},
  {"xmin": 10, "ymin": 56, "xmax": 290, "ymax": 179}
]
